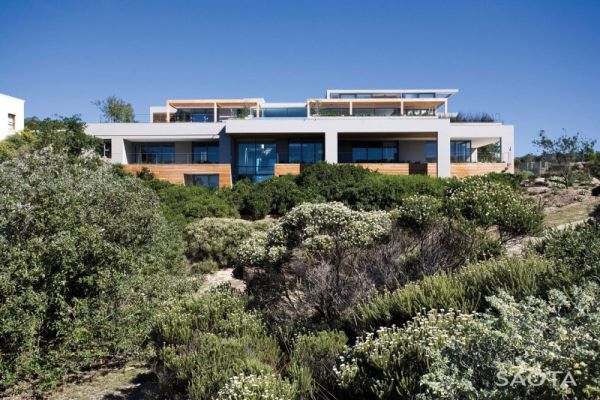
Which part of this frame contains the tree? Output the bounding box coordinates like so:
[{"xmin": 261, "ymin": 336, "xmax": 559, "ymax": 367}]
[
  {"xmin": 93, "ymin": 96, "xmax": 135, "ymax": 122},
  {"xmin": 0, "ymin": 115, "xmax": 102, "ymax": 162},
  {"xmin": 533, "ymin": 129, "xmax": 596, "ymax": 187}
]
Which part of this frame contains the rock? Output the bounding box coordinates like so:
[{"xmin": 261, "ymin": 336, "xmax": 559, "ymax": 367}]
[
  {"xmin": 534, "ymin": 177, "xmax": 547, "ymax": 186},
  {"xmin": 592, "ymin": 177, "xmax": 600, "ymax": 185}
]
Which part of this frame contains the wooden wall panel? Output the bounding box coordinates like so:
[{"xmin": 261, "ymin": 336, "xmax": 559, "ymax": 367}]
[
  {"xmin": 450, "ymin": 163, "xmax": 510, "ymax": 178},
  {"xmin": 427, "ymin": 163, "xmax": 437, "ymax": 177},
  {"xmin": 274, "ymin": 163, "xmax": 302, "ymax": 176},
  {"xmin": 123, "ymin": 164, "xmax": 233, "ymax": 188}
]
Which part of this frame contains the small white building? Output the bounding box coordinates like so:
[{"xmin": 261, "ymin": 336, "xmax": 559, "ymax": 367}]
[{"xmin": 0, "ymin": 93, "xmax": 25, "ymax": 140}]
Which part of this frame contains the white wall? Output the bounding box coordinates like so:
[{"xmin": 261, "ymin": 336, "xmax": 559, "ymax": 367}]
[{"xmin": 0, "ymin": 93, "xmax": 25, "ymax": 140}]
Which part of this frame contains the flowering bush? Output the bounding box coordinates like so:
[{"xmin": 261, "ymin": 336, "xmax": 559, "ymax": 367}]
[
  {"xmin": 216, "ymin": 373, "xmax": 298, "ymax": 400},
  {"xmin": 445, "ymin": 176, "xmax": 544, "ymax": 239},
  {"xmin": 237, "ymin": 202, "xmax": 392, "ymax": 267},
  {"xmin": 391, "ymin": 194, "xmax": 443, "ymax": 230},
  {"xmin": 186, "ymin": 218, "xmax": 274, "ymax": 268},
  {"xmin": 337, "ymin": 283, "xmax": 600, "ymax": 399}
]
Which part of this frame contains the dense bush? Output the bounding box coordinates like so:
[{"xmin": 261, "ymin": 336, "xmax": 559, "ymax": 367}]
[
  {"xmin": 445, "ymin": 176, "xmax": 544, "ymax": 240},
  {"xmin": 352, "ymin": 254, "xmax": 569, "ymax": 334},
  {"xmin": 294, "ymin": 162, "xmax": 373, "ymax": 203},
  {"xmin": 531, "ymin": 222, "xmax": 600, "ymax": 280},
  {"xmin": 141, "ymin": 177, "xmax": 239, "ymax": 227},
  {"xmin": 224, "ymin": 176, "xmax": 310, "ymax": 220},
  {"xmin": 391, "ymin": 194, "xmax": 443, "ymax": 230},
  {"xmin": 289, "ymin": 330, "xmax": 348, "ymax": 398},
  {"xmin": 151, "ymin": 286, "xmax": 282, "ymax": 400},
  {"xmin": 237, "ymin": 202, "xmax": 391, "ymax": 267},
  {"xmin": 338, "ymin": 284, "xmax": 600, "ymax": 399},
  {"xmin": 0, "ymin": 116, "xmax": 102, "ymax": 162},
  {"xmin": 186, "ymin": 218, "xmax": 274, "ymax": 268},
  {"xmin": 0, "ymin": 150, "xmax": 194, "ymax": 391}
]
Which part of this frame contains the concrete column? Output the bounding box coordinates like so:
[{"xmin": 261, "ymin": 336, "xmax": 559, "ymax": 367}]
[
  {"xmin": 111, "ymin": 137, "xmax": 127, "ymax": 164},
  {"xmin": 325, "ymin": 130, "xmax": 338, "ymax": 163},
  {"xmin": 501, "ymin": 131, "xmax": 514, "ymax": 173},
  {"xmin": 213, "ymin": 102, "xmax": 218, "ymax": 122},
  {"xmin": 400, "ymin": 100, "xmax": 404, "ymax": 116},
  {"xmin": 437, "ymin": 130, "xmax": 451, "ymax": 177},
  {"xmin": 219, "ymin": 131, "xmax": 233, "ymax": 164}
]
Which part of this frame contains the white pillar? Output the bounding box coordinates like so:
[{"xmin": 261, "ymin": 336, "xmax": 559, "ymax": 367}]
[
  {"xmin": 437, "ymin": 130, "xmax": 451, "ymax": 177},
  {"xmin": 325, "ymin": 130, "xmax": 338, "ymax": 163},
  {"xmin": 214, "ymin": 102, "xmax": 218, "ymax": 122},
  {"xmin": 501, "ymin": 129, "xmax": 515, "ymax": 173},
  {"xmin": 444, "ymin": 99, "xmax": 448, "ymax": 115},
  {"xmin": 111, "ymin": 137, "xmax": 127, "ymax": 164}
]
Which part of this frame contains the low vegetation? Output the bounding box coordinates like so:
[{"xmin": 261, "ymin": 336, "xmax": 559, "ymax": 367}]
[{"xmin": 1, "ymin": 127, "xmax": 598, "ymax": 399}]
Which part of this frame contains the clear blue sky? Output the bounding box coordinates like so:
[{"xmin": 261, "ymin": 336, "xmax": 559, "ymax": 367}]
[{"xmin": 1, "ymin": 0, "xmax": 599, "ymax": 155}]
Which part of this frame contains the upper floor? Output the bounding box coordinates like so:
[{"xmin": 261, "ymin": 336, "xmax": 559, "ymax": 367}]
[{"xmin": 149, "ymin": 89, "xmax": 458, "ymax": 123}]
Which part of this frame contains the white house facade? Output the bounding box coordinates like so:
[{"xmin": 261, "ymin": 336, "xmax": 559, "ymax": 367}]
[
  {"xmin": 0, "ymin": 93, "xmax": 25, "ymax": 141},
  {"xmin": 86, "ymin": 89, "xmax": 514, "ymax": 188}
]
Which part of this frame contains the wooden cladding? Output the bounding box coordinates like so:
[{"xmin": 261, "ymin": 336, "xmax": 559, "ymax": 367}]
[
  {"xmin": 274, "ymin": 163, "xmax": 302, "ymax": 176},
  {"xmin": 450, "ymin": 163, "xmax": 510, "ymax": 178},
  {"xmin": 123, "ymin": 164, "xmax": 232, "ymax": 188}
]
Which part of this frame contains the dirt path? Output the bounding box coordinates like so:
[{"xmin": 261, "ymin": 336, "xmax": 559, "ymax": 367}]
[
  {"xmin": 43, "ymin": 364, "xmax": 155, "ymax": 400},
  {"xmin": 197, "ymin": 267, "xmax": 246, "ymax": 294}
]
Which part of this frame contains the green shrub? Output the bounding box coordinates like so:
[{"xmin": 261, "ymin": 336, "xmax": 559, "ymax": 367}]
[
  {"xmin": 445, "ymin": 176, "xmax": 544, "ymax": 239},
  {"xmin": 237, "ymin": 202, "xmax": 391, "ymax": 267},
  {"xmin": 338, "ymin": 284, "xmax": 600, "ymax": 399},
  {"xmin": 352, "ymin": 254, "xmax": 569, "ymax": 334},
  {"xmin": 225, "ymin": 179, "xmax": 272, "ymax": 220},
  {"xmin": 0, "ymin": 150, "xmax": 194, "ymax": 392},
  {"xmin": 484, "ymin": 171, "xmax": 524, "ymax": 190},
  {"xmin": 216, "ymin": 373, "xmax": 298, "ymax": 400},
  {"xmin": 186, "ymin": 218, "xmax": 274, "ymax": 268},
  {"xmin": 289, "ymin": 330, "xmax": 348, "ymax": 398},
  {"xmin": 349, "ymin": 174, "xmax": 446, "ymax": 211},
  {"xmin": 295, "ymin": 162, "xmax": 372, "ymax": 203},
  {"xmin": 148, "ymin": 182, "xmax": 239, "ymax": 227},
  {"xmin": 391, "ymin": 194, "xmax": 443, "ymax": 230},
  {"xmin": 531, "ymin": 222, "xmax": 600, "ymax": 280},
  {"xmin": 192, "ymin": 259, "xmax": 219, "ymax": 274},
  {"xmin": 260, "ymin": 175, "xmax": 309, "ymax": 215},
  {"xmin": 151, "ymin": 286, "xmax": 281, "ymax": 400}
]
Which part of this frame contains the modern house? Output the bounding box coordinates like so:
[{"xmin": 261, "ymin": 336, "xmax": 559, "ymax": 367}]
[
  {"xmin": 0, "ymin": 93, "xmax": 25, "ymax": 141},
  {"xmin": 86, "ymin": 89, "xmax": 514, "ymax": 188}
]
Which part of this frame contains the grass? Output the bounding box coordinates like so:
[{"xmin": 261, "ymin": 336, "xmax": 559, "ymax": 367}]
[{"xmin": 544, "ymin": 196, "xmax": 600, "ymax": 227}]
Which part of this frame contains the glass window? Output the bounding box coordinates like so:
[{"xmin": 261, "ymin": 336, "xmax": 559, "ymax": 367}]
[
  {"xmin": 425, "ymin": 141, "xmax": 437, "ymax": 162},
  {"xmin": 352, "ymin": 142, "xmax": 397, "ymax": 162},
  {"xmin": 236, "ymin": 141, "xmax": 277, "ymax": 183},
  {"xmin": 103, "ymin": 140, "xmax": 112, "ymax": 159},
  {"xmin": 451, "ymin": 140, "xmax": 472, "ymax": 163},
  {"xmin": 288, "ymin": 141, "xmax": 324, "ymax": 163},
  {"xmin": 185, "ymin": 174, "xmax": 219, "ymax": 189},
  {"xmin": 262, "ymin": 108, "xmax": 306, "ymax": 118},
  {"xmin": 192, "ymin": 142, "xmax": 219, "ymax": 163},
  {"xmin": 139, "ymin": 143, "xmax": 175, "ymax": 163},
  {"xmin": 8, "ymin": 114, "xmax": 16, "ymax": 130}
]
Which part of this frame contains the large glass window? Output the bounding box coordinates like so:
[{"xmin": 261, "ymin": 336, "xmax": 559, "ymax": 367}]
[
  {"xmin": 236, "ymin": 141, "xmax": 277, "ymax": 183},
  {"xmin": 451, "ymin": 140, "xmax": 472, "ymax": 163},
  {"xmin": 425, "ymin": 141, "xmax": 437, "ymax": 162},
  {"xmin": 139, "ymin": 143, "xmax": 175, "ymax": 163},
  {"xmin": 192, "ymin": 142, "xmax": 219, "ymax": 163},
  {"xmin": 262, "ymin": 108, "xmax": 306, "ymax": 118},
  {"xmin": 172, "ymin": 108, "xmax": 214, "ymax": 122},
  {"xmin": 288, "ymin": 141, "xmax": 324, "ymax": 163},
  {"xmin": 103, "ymin": 140, "xmax": 112, "ymax": 159},
  {"xmin": 185, "ymin": 174, "xmax": 219, "ymax": 189},
  {"xmin": 351, "ymin": 142, "xmax": 398, "ymax": 162}
]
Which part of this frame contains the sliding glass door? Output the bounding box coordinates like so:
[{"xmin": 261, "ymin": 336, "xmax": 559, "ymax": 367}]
[{"xmin": 236, "ymin": 141, "xmax": 277, "ymax": 183}]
